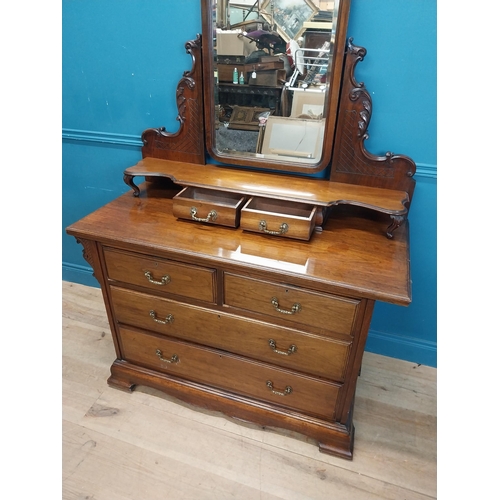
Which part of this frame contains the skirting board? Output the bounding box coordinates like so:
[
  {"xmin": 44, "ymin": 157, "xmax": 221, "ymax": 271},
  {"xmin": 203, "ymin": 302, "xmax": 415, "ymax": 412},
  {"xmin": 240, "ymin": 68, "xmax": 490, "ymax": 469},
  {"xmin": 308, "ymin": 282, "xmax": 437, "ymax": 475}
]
[{"xmin": 365, "ymin": 329, "xmax": 436, "ymax": 368}]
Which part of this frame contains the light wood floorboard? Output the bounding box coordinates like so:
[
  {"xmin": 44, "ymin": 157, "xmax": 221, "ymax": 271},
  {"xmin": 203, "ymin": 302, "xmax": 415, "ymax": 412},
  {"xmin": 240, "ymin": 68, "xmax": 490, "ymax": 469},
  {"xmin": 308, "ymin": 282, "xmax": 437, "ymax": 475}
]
[{"xmin": 62, "ymin": 281, "xmax": 437, "ymax": 500}]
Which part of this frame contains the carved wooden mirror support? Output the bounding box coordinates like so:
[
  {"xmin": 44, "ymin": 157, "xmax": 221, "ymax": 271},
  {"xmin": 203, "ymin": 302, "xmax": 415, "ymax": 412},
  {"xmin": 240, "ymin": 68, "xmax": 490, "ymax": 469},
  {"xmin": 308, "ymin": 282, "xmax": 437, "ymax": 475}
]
[
  {"xmin": 331, "ymin": 40, "xmax": 416, "ymax": 207},
  {"xmin": 140, "ymin": 35, "xmax": 206, "ymax": 165}
]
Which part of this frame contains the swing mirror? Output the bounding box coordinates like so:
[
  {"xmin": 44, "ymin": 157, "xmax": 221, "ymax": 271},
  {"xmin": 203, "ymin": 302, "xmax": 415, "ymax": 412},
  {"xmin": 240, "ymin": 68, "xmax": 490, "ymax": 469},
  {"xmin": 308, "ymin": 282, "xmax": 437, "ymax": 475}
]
[{"xmin": 201, "ymin": 0, "xmax": 351, "ymax": 175}]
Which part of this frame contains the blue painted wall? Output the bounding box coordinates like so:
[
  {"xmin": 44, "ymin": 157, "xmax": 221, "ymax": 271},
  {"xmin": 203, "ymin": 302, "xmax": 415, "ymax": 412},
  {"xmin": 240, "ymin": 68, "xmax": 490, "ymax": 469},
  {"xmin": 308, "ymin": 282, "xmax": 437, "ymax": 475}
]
[{"xmin": 62, "ymin": 0, "xmax": 437, "ymax": 366}]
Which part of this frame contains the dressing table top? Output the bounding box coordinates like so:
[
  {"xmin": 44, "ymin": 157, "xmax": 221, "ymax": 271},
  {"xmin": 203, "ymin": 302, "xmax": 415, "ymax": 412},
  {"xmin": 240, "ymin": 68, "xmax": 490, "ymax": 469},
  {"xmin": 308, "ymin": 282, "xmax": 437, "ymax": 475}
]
[{"xmin": 67, "ymin": 180, "xmax": 411, "ymax": 306}]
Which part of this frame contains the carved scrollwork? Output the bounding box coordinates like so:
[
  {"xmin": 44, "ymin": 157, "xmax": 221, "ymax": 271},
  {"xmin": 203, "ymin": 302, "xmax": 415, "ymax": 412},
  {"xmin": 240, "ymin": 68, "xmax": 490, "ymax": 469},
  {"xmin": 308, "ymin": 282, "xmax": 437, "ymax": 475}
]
[
  {"xmin": 348, "ymin": 83, "xmax": 373, "ymax": 140},
  {"xmin": 176, "ymin": 78, "xmax": 196, "ymax": 125},
  {"xmin": 184, "ymin": 37, "xmax": 201, "ymax": 75},
  {"xmin": 346, "ymin": 38, "xmax": 367, "ymax": 90},
  {"xmin": 77, "ymin": 238, "xmax": 94, "ymax": 269},
  {"xmin": 75, "ymin": 238, "xmax": 102, "ymax": 285}
]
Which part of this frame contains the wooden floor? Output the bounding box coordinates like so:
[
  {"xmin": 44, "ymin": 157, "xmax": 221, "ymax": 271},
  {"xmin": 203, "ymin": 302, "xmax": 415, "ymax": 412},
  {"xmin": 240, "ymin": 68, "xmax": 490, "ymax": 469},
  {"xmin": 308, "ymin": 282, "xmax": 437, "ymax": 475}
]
[{"xmin": 62, "ymin": 281, "xmax": 437, "ymax": 500}]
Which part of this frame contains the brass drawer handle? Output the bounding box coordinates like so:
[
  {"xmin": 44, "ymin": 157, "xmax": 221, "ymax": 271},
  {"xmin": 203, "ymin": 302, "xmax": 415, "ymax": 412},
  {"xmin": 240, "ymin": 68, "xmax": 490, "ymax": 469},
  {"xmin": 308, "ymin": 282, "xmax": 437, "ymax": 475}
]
[
  {"xmin": 155, "ymin": 349, "xmax": 179, "ymax": 364},
  {"xmin": 259, "ymin": 220, "xmax": 288, "ymax": 235},
  {"xmin": 271, "ymin": 297, "xmax": 301, "ymax": 315},
  {"xmin": 191, "ymin": 207, "xmax": 218, "ymax": 222},
  {"xmin": 268, "ymin": 338, "xmax": 297, "ymax": 356},
  {"xmin": 266, "ymin": 380, "xmax": 292, "ymax": 396},
  {"xmin": 149, "ymin": 310, "xmax": 174, "ymax": 324},
  {"xmin": 144, "ymin": 271, "xmax": 171, "ymax": 286}
]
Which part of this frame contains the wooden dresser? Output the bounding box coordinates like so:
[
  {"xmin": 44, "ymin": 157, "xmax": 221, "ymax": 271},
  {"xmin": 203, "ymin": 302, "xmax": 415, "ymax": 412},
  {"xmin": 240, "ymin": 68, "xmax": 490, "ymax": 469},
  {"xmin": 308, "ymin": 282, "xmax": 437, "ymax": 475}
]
[
  {"xmin": 67, "ymin": 176, "xmax": 411, "ymax": 460},
  {"xmin": 66, "ymin": 1, "xmax": 416, "ymax": 458}
]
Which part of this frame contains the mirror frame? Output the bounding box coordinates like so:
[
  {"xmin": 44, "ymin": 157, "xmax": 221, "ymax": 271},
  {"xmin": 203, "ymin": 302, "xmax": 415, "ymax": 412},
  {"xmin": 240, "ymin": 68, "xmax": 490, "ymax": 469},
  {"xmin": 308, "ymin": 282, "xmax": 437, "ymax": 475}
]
[{"xmin": 201, "ymin": 0, "xmax": 352, "ymax": 175}]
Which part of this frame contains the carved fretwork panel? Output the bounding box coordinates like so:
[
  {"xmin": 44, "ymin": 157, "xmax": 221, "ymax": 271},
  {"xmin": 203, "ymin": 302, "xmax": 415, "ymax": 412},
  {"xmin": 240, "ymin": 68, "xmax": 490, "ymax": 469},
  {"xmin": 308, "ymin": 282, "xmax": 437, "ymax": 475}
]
[
  {"xmin": 149, "ymin": 98, "xmax": 203, "ymax": 154},
  {"xmin": 141, "ymin": 36, "xmax": 206, "ymax": 164},
  {"xmin": 330, "ymin": 40, "xmax": 416, "ymax": 209},
  {"xmin": 78, "ymin": 238, "xmax": 95, "ymax": 269}
]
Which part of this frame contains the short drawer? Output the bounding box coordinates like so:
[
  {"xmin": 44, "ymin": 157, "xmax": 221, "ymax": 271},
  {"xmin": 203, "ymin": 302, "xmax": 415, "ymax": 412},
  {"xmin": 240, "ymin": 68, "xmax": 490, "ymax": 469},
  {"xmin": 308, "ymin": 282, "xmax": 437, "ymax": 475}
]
[
  {"xmin": 110, "ymin": 286, "xmax": 352, "ymax": 381},
  {"xmin": 104, "ymin": 248, "xmax": 216, "ymax": 303},
  {"xmin": 119, "ymin": 326, "xmax": 341, "ymax": 420},
  {"xmin": 240, "ymin": 197, "xmax": 317, "ymax": 241},
  {"xmin": 224, "ymin": 273, "xmax": 360, "ymax": 336},
  {"xmin": 173, "ymin": 187, "xmax": 246, "ymax": 228}
]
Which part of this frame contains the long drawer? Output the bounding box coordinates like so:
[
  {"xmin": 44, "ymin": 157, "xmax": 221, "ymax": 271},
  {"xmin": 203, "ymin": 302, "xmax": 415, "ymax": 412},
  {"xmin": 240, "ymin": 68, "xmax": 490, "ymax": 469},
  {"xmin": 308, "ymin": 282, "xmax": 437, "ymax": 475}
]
[
  {"xmin": 224, "ymin": 273, "xmax": 360, "ymax": 336},
  {"xmin": 118, "ymin": 326, "xmax": 341, "ymax": 420},
  {"xmin": 110, "ymin": 286, "xmax": 352, "ymax": 381},
  {"xmin": 103, "ymin": 248, "xmax": 216, "ymax": 303}
]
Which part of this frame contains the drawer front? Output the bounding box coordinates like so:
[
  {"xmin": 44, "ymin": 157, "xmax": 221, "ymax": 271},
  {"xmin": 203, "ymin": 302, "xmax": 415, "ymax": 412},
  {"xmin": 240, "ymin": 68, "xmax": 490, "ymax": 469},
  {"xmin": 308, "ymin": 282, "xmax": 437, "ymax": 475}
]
[
  {"xmin": 240, "ymin": 197, "xmax": 317, "ymax": 241},
  {"xmin": 224, "ymin": 273, "xmax": 359, "ymax": 336},
  {"xmin": 173, "ymin": 187, "xmax": 246, "ymax": 228},
  {"xmin": 110, "ymin": 286, "xmax": 352, "ymax": 381},
  {"xmin": 119, "ymin": 326, "xmax": 340, "ymax": 420},
  {"xmin": 104, "ymin": 248, "xmax": 216, "ymax": 303}
]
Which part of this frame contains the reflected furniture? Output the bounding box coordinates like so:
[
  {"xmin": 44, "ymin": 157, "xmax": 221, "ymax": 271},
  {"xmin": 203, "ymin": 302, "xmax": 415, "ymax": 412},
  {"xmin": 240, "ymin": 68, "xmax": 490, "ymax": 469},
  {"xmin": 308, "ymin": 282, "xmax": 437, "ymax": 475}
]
[{"xmin": 66, "ymin": 0, "xmax": 416, "ymax": 460}]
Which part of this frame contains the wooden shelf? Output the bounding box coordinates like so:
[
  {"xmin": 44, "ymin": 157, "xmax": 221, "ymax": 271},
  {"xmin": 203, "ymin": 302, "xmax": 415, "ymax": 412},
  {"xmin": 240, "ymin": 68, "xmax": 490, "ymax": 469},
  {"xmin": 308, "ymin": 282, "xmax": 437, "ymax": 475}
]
[{"xmin": 124, "ymin": 157, "xmax": 410, "ymax": 217}]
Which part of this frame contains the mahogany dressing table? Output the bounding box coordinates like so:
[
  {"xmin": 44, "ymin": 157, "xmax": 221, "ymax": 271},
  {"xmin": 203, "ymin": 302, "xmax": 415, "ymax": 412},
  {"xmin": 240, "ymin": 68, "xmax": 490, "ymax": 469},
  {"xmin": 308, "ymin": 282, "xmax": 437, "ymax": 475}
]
[{"xmin": 67, "ymin": 0, "xmax": 415, "ymax": 460}]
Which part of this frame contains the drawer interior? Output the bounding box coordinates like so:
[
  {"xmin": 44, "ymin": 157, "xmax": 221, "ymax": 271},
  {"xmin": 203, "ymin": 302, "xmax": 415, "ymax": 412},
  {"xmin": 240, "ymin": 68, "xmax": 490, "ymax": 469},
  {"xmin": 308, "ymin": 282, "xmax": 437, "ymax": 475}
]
[
  {"xmin": 175, "ymin": 187, "xmax": 246, "ymax": 208},
  {"xmin": 243, "ymin": 197, "xmax": 315, "ymax": 219}
]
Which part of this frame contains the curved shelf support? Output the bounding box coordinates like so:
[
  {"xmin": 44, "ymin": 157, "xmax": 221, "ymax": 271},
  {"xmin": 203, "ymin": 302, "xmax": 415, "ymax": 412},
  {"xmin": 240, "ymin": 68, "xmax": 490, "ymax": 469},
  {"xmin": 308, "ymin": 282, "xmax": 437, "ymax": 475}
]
[
  {"xmin": 386, "ymin": 215, "xmax": 406, "ymax": 239},
  {"xmin": 124, "ymin": 173, "xmax": 140, "ymax": 197}
]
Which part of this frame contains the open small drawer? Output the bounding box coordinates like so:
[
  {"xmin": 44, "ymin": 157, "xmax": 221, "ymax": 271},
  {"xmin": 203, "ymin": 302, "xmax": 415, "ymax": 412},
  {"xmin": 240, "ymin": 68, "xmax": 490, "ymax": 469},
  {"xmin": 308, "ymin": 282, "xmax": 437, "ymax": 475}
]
[
  {"xmin": 240, "ymin": 197, "xmax": 318, "ymax": 241},
  {"xmin": 173, "ymin": 187, "xmax": 247, "ymax": 227}
]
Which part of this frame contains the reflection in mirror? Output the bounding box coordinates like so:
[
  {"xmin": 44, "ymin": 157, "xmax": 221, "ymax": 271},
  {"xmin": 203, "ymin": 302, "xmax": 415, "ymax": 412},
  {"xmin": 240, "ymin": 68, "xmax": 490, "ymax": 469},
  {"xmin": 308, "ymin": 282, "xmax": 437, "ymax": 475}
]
[{"xmin": 211, "ymin": 0, "xmax": 339, "ymax": 167}]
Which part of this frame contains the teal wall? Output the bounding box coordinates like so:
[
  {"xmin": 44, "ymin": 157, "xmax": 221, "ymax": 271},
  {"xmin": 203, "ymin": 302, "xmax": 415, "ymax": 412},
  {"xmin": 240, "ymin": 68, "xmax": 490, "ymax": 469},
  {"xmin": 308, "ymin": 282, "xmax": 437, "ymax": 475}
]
[{"xmin": 62, "ymin": 0, "xmax": 437, "ymax": 366}]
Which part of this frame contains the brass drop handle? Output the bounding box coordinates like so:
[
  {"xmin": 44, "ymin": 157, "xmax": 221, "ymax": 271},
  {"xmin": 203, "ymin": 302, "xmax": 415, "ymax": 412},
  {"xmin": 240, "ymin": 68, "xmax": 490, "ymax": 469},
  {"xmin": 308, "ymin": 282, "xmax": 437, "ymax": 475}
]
[
  {"xmin": 155, "ymin": 349, "xmax": 179, "ymax": 364},
  {"xmin": 149, "ymin": 310, "xmax": 174, "ymax": 324},
  {"xmin": 268, "ymin": 339, "xmax": 297, "ymax": 356},
  {"xmin": 266, "ymin": 380, "xmax": 292, "ymax": 396},
  {"xmin": 271, "ymin": 297, "xmax": 301, "ymax": 315},
  {"xmin": 191, "ymin": 207, "xmax": 218, "ymax": 222},
  {"xmin": 144, "ymin": 271, "xmax": 171, "ymax": 286},
  {"xmin": 259, "ymin": 220, "xmax": 288, "ymax": 235}
]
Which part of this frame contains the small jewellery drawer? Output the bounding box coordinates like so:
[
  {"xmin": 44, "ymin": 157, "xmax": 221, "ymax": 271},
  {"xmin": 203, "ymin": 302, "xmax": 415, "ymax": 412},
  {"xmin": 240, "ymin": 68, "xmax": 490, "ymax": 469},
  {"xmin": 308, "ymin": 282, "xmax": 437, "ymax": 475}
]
[
  {"xmin": 224, "ymin": 273, "xmax": 360, "ymax": 336},
  {"xmin": 172, "ymin": 187, "xmax": 246, "ymax": 227},
  {"xmin": 240, "ymin": 197, "xmax": 317, "ymax": 241},
  {"xmin": 104, "ymin": 248, "xmax": 216, "ymax": 303},
  {"xmin": 119, "ymin": 326, "xmax": 341, "ymax": 420},
  {"xmin": 110, "ymin": 286, "xmax": 352, "ymax": 381}
]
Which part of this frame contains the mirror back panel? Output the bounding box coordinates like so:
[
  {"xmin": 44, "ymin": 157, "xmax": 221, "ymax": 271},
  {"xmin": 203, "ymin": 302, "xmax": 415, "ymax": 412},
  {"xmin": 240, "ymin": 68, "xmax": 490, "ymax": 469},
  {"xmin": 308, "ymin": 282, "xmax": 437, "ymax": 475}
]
[{"xmin": 201, "ymin": 0, "xmax": 351, "ymax": 175}]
